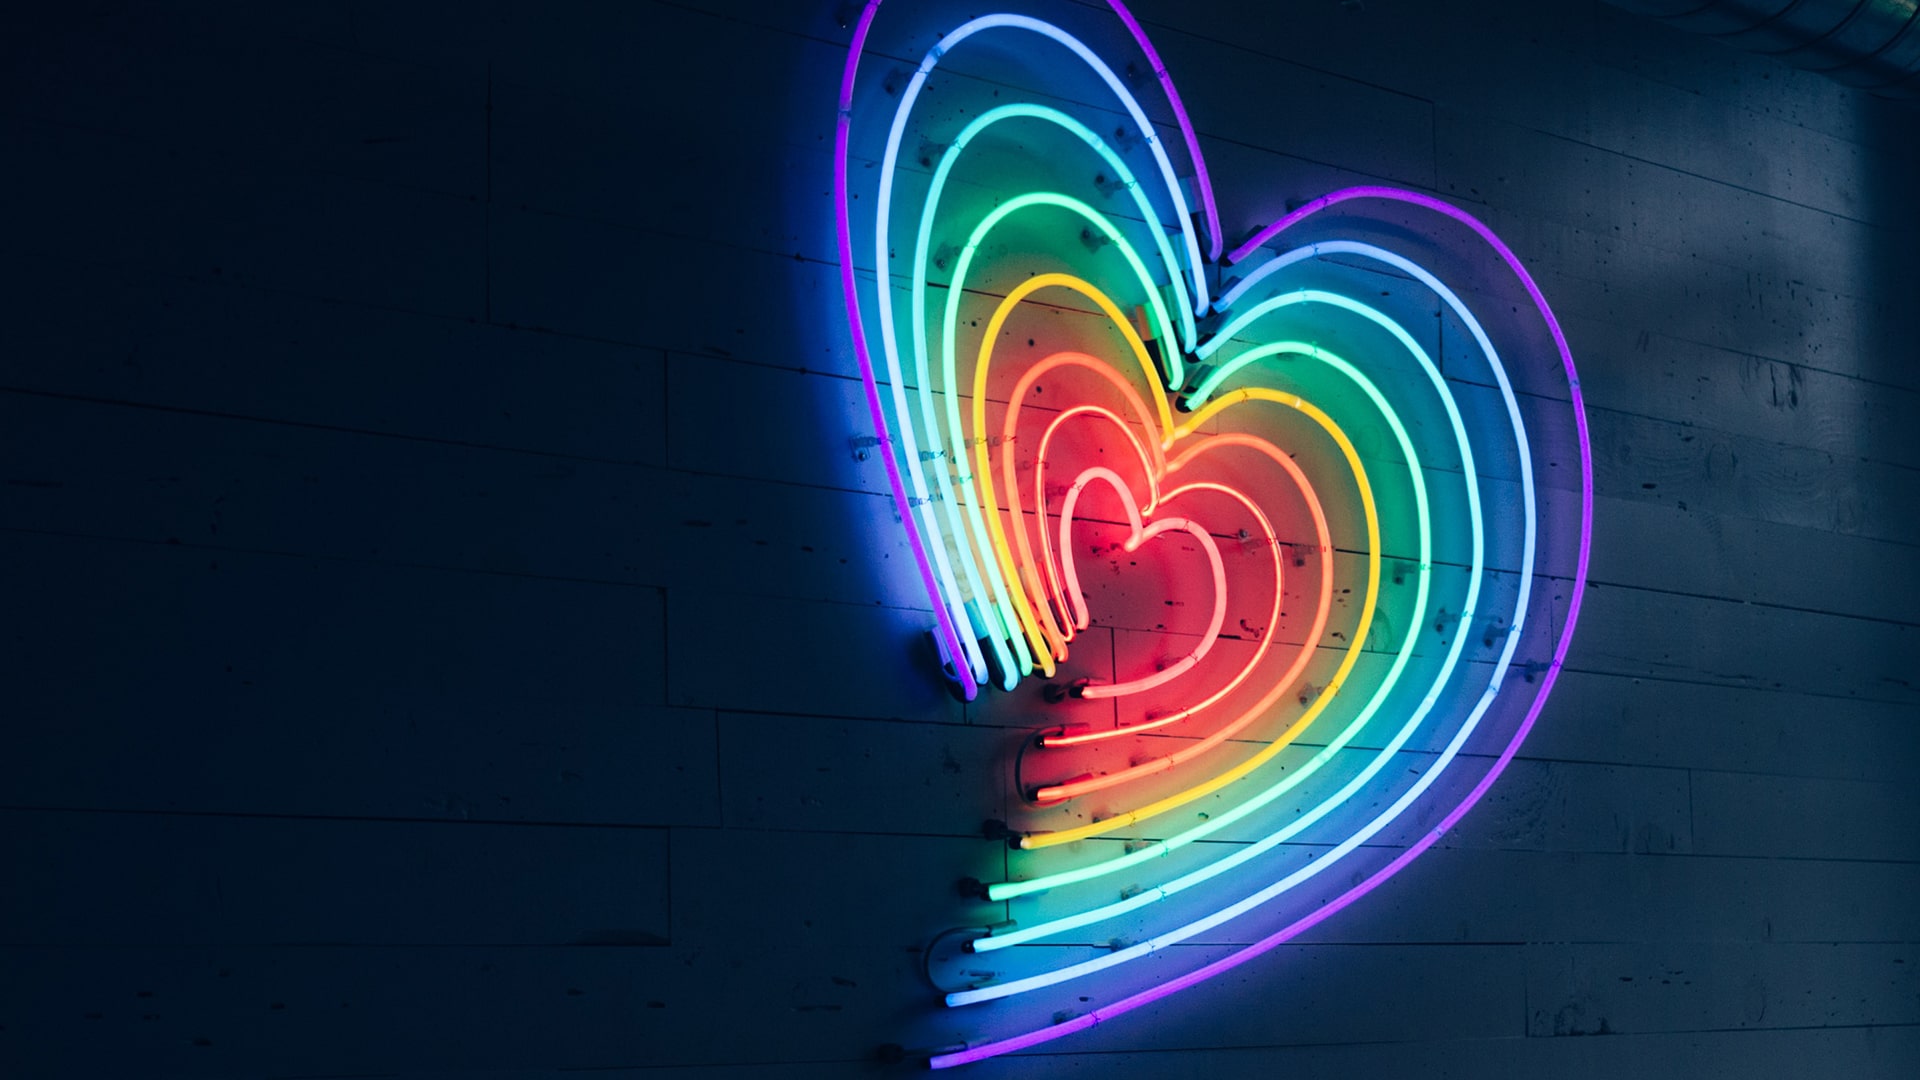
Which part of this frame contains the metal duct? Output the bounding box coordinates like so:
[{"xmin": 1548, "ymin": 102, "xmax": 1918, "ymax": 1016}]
[{"xmin": 1604, "ymin": 0, "xmax": 1920, "ymax": 99}]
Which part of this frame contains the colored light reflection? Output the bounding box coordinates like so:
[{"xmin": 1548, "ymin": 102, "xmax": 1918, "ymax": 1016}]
[{"xmin": 834, "ymin": 0, "xmax": 1592, "ymax": 1067}]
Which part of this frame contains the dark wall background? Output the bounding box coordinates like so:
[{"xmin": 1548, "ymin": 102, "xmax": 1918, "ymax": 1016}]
[{"xmin": 3, "ymin": 1, "xmax": 1918, "ymax": 1077}]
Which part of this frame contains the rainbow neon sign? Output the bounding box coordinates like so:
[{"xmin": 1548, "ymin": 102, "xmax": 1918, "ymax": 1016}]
[{"xmin": 833, "ymin": 1, "xmax": 1593, "ymax": 1065}]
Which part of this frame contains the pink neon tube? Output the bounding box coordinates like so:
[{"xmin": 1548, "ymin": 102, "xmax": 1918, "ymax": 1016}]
[
  {"xmin": 999, "ymin": 349, "xmax": 1290, "ymax": 725},
  {"xmin": 992, "ymin": 350, "xmax": 1169, "ymax": 661},
  {"xmin": 1028, "ymin": 431, "xmax": 1336, "ymax": 804},
  {"xmin": 1041, "ymin": 479, "xmax": 1285, "ymax": 747},
  {"xmin": 1054, "ymin": 469, "xmax": 1229, "ymax": 698},
  {"xmin": 1029, "ymin": 404, "xmax": 1161, "ymax": 649},
  {"xmin": 930, "ymin": 186, "xmax": 1594, "ymax": 1070}
]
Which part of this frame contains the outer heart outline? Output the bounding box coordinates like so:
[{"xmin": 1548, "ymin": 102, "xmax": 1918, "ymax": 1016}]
[
  {"xmin": 832, "ymin": 0, "xmax": 1595, "ymax": 1065},
  {"xmin": 857, "ymin": 59, "xmax": 1479, "ymax": 876}
]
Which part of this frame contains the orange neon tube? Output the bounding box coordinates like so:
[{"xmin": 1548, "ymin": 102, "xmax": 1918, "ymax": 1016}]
[
  {"xmin": 1051, "ymin": 468, "xmax": 1230, "ymax": 701},
  {"xmin": 1027, "ymin": 434, "xmax": 1340, "ymax": 803},
  {"xmin": 971, "ymin": 274, "xmax": 1175, "ymax": 672},
  {"xmin": 1020, "ymin": 392, "xmax": 1378, "ymax": 841},
  {"xmin": 997, "ymin": 351, "xmax": 1168, "ymax": 660},
  {"xmin": 1024, "ymin": 404, "xmax": 1158, "ymax": 657},
  {"xmin": 1039, "ymin": 478, "xmax": 1288, "ymax": 746}
]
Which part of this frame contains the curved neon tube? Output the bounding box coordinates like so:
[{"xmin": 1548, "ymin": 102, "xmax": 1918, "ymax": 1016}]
[
  {"xmin": 1023, "ymin": 433, "xmax": 1336, "ymax": 798},
  {"xmin": 876, "ymin": 15, "xmax": 1206, "ymax": 389},
  {"xmin": 1014, "ymin": 401, "xmax": 1159, "ymax": 659},
  {"xmin": 978, "ymin": 273, "xmax": 1541, "ymax": 969},
  {"xmin": 839, "ymin": 5, "xmax": 1591, "ymax": 1062},
  {"xmin": 840, "ymin": 2, "xmax": 1222, "ymax": 696},
  {"xmin": 1018, "ymin": 284, "xmax": 1475, "ymax": 832},
  {"xmin": 1054, "ymin": 472, "xmax": 1229, "ymax": 696},
  {"xmin": 930, "ymin": 190, "xmax": 1592, "ymax": 1070},
  {"xmin": 969, "ymin": 274, "xmax": 1177, "ymax": 667},
  {"xmin": 990, "ymin": 322, "xmax": 1528, "ymax": 937},
  {"xmin": 904, "ymin": 99, "xmax": 1201, "ymax": 679},
  {"xmin": 1002, "ymin": 304, "xmax": 1480, "ymax": 913},
  {"xmin": 1010, "ymin": 388, "xmax": 1394, "ymax": 842},
  {"xmin": 975, "ymin": 312, "xmax": 1291, "ymax": 724},
  {"xmin": 1043, "ymin": 479, "xmax": 1289, "ymax": 741},
  {"xmin": 930, "ymin": 195, "xmax": 1185, "ymax": 687},
  {"xmin": 952, "ymin": 635, "xmax": 1507, "ymax": 1003},
  {"xmin": 870, "ymin": 14, "xmax": 1202, "ymax": 690},
  {"xmin": 1034, "ymin": 351, "xmax": 1404, "ymax": 754},
  {"xmin": 1025, "ymin": 292, "xmax": 1496, "ymax": 795},
  {"xmin": 833, "ymin": 1, "xmax": 977, "ymax": 698},
  {"xmin": 917, "ymin": 104, "xmax": 1196, "ymax": 362},
  {"xmin": 1104, "ymin": 0, "xmax": 1222, "ymax": 263},
  {"xmin": 1056, "ymin": 236, "xmax": 1546, "ymax": 744},
  {"xmin": 950, "ymin": 298, "xmax": 1493, "ymax": 1012},
  {"xmin": 1031, "ymin": 405, "xmax": 1160, "ymax": 649}
]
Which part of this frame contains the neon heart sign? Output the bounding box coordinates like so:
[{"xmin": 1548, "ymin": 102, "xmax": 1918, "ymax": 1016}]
[{"xmin": 833, "ymin": 1, "xmax": 1593, "ymax": 1065}]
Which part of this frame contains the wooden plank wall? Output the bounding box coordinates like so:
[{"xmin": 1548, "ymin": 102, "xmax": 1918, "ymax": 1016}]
[{"xmin": 2, "ymin": 0, "xmax": 1916, "ymax": 1076}]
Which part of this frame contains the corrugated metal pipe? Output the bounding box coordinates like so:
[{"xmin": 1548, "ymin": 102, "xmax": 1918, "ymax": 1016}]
[{"xmin": 1605, "ymin": 0, "xmax": 1920, "ymax": 99}]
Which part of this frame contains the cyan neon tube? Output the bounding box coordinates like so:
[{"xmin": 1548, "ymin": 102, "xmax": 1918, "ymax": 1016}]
[
  {"xmin": 875, "ymin": 14, "xmax": 1206, "ymax": 389},
  {"xmin": 916, "ymin": 104, "xmax": 1196, "ymax": 360},
  {"xmin": 995, "ymin": 312, "xmax": 1471, "ymax": 888},
  {"xmin": 929, "ymin": 185, "xmax": 1592, "ymax": 1070},
  {"xmin": 839, "ymin": 3, "xmax": 1590, "ymax": 1063},
  {"xmin": 952, "ymin": 637, "xmax": 1507, "ymax": 1004},
  {"xmin": 977, "ymin": 253, "xmax": 1546, "ymax": 953},
  {"xmin": 999, "ymin": 384, "xmax": 1400, "ymax": 864},
  {"xmin": 833, "ymin": 0, "xmax": 977, "ymax": 698}
]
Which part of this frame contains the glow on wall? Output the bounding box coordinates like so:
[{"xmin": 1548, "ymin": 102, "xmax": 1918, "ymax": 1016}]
[{"xmin": 833, "ymin": 0, "xmax": 1594, "ymax": 1065}]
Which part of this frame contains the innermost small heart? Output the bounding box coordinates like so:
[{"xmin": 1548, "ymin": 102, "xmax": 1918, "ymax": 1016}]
[{"xmin": 1055, "ymin": 465, "xmax": 1228, "ymax": 700}]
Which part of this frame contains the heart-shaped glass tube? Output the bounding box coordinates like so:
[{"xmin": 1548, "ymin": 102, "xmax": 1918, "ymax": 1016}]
[{"xmin": 834, "ymin": 0, "xmax": 1595, "ymax": 1066}]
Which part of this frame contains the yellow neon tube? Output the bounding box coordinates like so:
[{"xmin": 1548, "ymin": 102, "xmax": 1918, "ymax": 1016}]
[{"xmin": 1019, "ymin": 392, "xmax": 1379, "ymax": 837}]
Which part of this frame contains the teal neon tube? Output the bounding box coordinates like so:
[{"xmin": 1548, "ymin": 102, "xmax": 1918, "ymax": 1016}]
[
  {"xmin": 974, "ymin": 244, "xmax": 1541, "ymax": 952},
  {"xmin": 955, "ymin": 302, "xmax": 1491, "ymax": 1002},
  {"xmin": 986, "ymin": 288, "xmax": 1488, "ymax": 902},
  {"xmin": 930, "ymin": 192, "xmax": 1182, "ymax": 685},
  {"xmin": 870, "ymin": 15, "xmax": 1211, "ymax": 686}
]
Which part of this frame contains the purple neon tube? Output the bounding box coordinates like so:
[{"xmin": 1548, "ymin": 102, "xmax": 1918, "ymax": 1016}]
[
  {"xmin": 835, "ymin": 2, "xmax": 978, "ymax": 700},
  {"xmin": 834, "ymin": 0, "xmax": 1220, "ymax": 699},
  {"xmin": 836, "ymin": 3, "xmax": 1593, "ymax": 1066},
  {"xmin": 1106, "ymin": 0, "xmax": 1224, "ymax": 262},
  {"xmin": 930, "ymin": 188, "xmax": 1594, "ymax": 1069}
]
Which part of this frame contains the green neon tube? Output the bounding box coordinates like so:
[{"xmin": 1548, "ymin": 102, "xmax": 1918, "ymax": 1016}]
[
  {"xmin": 904, "ymin": 104, "xmax": 1194, "ymax": 676},
  {"xmin": 971, "ymin": 276, "xmax": 1177, "ymax": 670},
  {"xmin": 981, "ymin": 339, "xmax": 1438, "ymax": 942},
  {"xmin": 991, "ymin": 369, "xmax": 1425, "ymax": 897},
  {"xmin": 928, "ymin": 193, "xmax": 1182, "ymax": 685},
  {"xmin": 914, "ymin": 104, "xmax": 1195, "ymax": 358},
  {"xmin": 993, "ymin": 288, "xmax": 1486, "ymax": 899}
]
